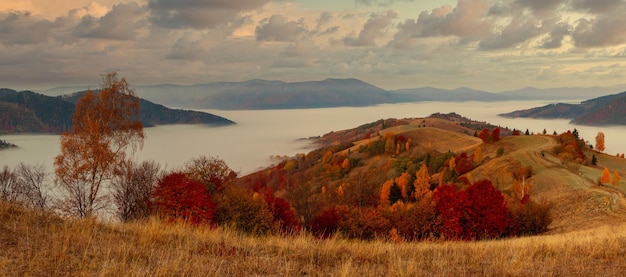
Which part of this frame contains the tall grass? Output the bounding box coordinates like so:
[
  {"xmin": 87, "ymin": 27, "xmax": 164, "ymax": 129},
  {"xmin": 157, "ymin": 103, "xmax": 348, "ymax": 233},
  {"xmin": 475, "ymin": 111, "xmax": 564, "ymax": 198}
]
[{"xmin": 1, "ymin": 201, "xmax": 625, "ymax": 276}]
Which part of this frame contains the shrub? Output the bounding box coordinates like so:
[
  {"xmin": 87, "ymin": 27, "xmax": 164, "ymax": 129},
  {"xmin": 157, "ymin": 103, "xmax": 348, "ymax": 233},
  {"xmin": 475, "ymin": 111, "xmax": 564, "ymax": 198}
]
[
  {"xmin": 214, "ymin": 186, "xmax": 273, "ymax": 235},
  {"xmin": 435, "ymin": 180, "xmax": 510, "ymax": 240},
  {"xmin": 263, "ymin": 191, "xmax": 302, "ymax": 234},
  {"xmin": 508, "ymin": 200, "xmax": 552, "ymax": 236},
  {"xmin": 151, "ymin": 172, "xmax": 216, "ymax": 225},
  {"xmin": 338, "ymin": 206, "xmax": 391, "ymax": 240},
  {"xmin": 310, "ymin": 206, "xmax": 341, "ymax": 238}
]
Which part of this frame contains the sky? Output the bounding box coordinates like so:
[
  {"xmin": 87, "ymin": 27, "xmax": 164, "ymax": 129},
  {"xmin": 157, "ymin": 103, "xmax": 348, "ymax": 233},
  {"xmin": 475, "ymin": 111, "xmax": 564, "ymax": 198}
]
[{"xmin": 1, "ymin": 0, "xmax": 626, "ymax": 92}]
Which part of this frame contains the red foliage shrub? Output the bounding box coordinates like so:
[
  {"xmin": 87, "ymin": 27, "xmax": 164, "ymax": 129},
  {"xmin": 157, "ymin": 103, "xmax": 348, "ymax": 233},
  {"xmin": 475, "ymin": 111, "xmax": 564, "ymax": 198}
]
[
  {"xmin": 479, "ymin": 128, "xmax": 491, "ymax": 143},
  {"xmin": 151, "ymin": 172, "xmax": 216, "ymax": 225},
  {"xmin": 435, "ymin": 180, "xmax": 510, "ymax": 240},
  {"xmin": 434, "ymin": 184, "xmax": 468, "ymax": 239},
  {"xmin": 464, "ymin": 179, "xmax": 510, "ymax": 239},
  {"xmin": 263, "ymin": 191, "xmax": 302, "ymax": 234},
  {"xmin": 492, "ymin": 128, "xmax": 501, "ymax": 142},
  {"xmin": 454, "ymin": 152, "xmax": 473, "ymax": 175},
  {"xmin": 310, "ymin": 206, "xmax": 341, "ymax": 238}
]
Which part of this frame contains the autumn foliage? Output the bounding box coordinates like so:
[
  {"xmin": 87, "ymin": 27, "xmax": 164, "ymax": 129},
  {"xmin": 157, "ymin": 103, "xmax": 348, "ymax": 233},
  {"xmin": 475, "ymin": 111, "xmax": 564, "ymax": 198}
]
[
  {"xmin": 435, "ymin": 180, "xmax": 510, "ymax": 240},
  {"xmin": 151, "ymin": 173, "xmax": 216, "ymax": 225}
]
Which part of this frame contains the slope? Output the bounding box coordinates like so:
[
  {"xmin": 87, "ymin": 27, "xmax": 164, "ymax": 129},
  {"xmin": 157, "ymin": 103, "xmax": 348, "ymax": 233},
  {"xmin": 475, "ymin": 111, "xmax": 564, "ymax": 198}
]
[
  {"xmin": 0, "ymin": 88, "xmax": 235, "ymax": 134},
  {"xmin": 500, "ymin": 91, "xmax": 626, "ymax": 126}
]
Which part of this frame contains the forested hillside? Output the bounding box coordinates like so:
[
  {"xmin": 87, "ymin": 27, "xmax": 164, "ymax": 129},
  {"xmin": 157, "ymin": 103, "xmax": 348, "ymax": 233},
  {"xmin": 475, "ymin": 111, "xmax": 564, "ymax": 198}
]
[
  {"xmin": 0, "ymin": 88, "xmax": 234, "ymax": 134},
  {"xmin": 500, "ymin": 91, "xmax": 626, "ymax": 126}
]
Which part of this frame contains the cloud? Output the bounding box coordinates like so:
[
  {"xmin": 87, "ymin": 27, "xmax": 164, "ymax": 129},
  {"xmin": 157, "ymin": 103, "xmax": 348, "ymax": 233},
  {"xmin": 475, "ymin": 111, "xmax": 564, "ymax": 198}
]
[
  {"xmin": 571, "ymin": 9, "xmax": 626, "ymax": 48},
  {"xmin": 356, "ymin": 0, "xmax": 414, "ymax": 7},
  {"xmin": 540, "ymin": 22, "xmax": 571, "ymax": 49},
  {"xmin": 256, "ymin": 15, "xmax": 308, "ymax": 42},
  {"xmin": 0, "ymin": 11, "xmax": 54, "ymax": 45},
  {"xmin": 479, "ymin": 17, "xmax": 546, "ymax": 50},
  {"xmin": 74, "ymin": 2, "xmax": 145, "ymax": 40},
  {"xmin": 514, "ymin": 0, "xmax": 565, "ymax": 16},
  {"xmin": 148, "ymin": 0, "xmax": 274, "ymax": 29},
  {"xmin": 343, "ymin": 11, "xmax": 397, "ymax": 47},
  {"xmin": 393, "ymin": 0, "xmax": 491, "ymax": 44},
  {"xmin": 570, "ymin": 0, "xmax": 623, "ymax": 13}
]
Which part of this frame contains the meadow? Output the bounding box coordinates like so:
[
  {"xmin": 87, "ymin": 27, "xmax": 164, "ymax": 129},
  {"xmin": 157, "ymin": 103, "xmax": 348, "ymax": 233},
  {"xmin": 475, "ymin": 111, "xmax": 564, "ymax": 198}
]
[{"xmin": 1, "ymin": 200, "xmax": 626, "ymax": 276}]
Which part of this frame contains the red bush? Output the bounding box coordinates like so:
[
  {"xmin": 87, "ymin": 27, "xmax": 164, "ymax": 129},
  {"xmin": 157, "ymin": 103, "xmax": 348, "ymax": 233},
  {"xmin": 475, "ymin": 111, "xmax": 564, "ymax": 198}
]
[
  {"xmin": 151, "ymin": 172, "xmax": 216, "ymax": 225},
  {"xmin": 310, "ymin": 206, "xmax": 341, "ymax": 238},
  {"xmin": 263, "ymin": 191, "xmax": 302, "ymax": 233},
  {"xmin": 454, "ymin": 152, "xmax": 473, "ymax": 175},
  {"xmin": 465, "ymin": 180, "xmax": 510, "ymax": 239},
  {"xmin": 435, "ymin": 180, "xmax": 510, "ymax": 240}
]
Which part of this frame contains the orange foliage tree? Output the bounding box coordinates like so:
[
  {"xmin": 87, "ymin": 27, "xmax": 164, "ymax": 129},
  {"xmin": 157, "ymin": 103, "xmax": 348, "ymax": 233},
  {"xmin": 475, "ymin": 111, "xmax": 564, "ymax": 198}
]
[
  {"xmin": 601, "ymin": 167, "xmax": 611, "ymax": 184},
  {"xmin": 595, "ymin": 132, "xmax": 605, "ymax": 152},
  {"xmin": 54, "ymin": 72, "xmax": 144, "ymax": 218}
]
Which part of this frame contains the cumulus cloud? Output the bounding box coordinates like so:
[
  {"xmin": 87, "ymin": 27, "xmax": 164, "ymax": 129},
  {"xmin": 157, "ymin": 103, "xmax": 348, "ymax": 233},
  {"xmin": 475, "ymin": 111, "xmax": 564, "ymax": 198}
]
[
  {"xmin": 479, "ymin": 17, "xmax": 546, "ymax": 50},
  {"xmin": 256, "ymin": 15, "xmax": 308, "ymax": 42},
  {"xmin": 74, "ymin": 3, "xmax": 145, "ymax": 40},
  {"xmin": 540, "ymin": 22, "xmax": 571, "ymax": 49},
  {"xmin": 343, "ymin": 11, "xmax": 397, "ymax": 47},
  {"xmin": 148, "ymin": 0, "xmax": 274, "ymax": 29},
  {"xmin": 0, "ymin": 11, "xmax": 54, "ymax": 45},
  {"xmin": 571, "ymin": 9, "xmax": 626, "ymax": 48},
  {"xmin": 393, "ymin": 0, "xmax": 491, "ymax": 45}
]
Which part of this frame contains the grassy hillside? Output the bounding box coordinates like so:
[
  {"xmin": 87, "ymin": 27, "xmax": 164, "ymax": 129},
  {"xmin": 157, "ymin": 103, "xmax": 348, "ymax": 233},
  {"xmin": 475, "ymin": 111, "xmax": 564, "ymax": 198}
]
[{"xmin": 1, "ymin": 200, "xmax": 626, "ymax": 276}]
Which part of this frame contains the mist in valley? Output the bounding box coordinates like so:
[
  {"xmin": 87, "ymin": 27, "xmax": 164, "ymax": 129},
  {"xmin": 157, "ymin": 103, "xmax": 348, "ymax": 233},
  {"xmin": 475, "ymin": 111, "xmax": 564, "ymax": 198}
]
[{"xmin": 2, "ymin": 100, "xmax": 625, "ymax": 175}]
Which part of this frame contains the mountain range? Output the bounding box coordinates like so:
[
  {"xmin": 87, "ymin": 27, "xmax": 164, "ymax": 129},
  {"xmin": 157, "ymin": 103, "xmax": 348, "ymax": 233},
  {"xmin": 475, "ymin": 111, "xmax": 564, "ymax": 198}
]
[
  {"xmin": 41, "ymin": 79, "xmax": 626, "ymax": 110},
  {"xmin": 499, "ymin": 91, "xmax": 626, "ymax": 125},
  {"xmin": 0, "ymin": 88, "xmax": 234, "ymax": 134}
]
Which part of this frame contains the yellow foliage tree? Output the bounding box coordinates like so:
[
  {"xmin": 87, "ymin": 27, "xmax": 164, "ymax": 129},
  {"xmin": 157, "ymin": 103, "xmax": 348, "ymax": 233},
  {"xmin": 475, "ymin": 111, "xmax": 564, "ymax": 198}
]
[
  {"xmin": 54, "ymin": 72, "xmax": 144, "ymax": 218},
  {"xmin": 473, "ymin": 147, "xmax": 484, "ymax": 164},
  {"xmin": 612, "ymin": 171, "xmax": 621, "ymax": 187},
  {"xmin": 601, "ymin": 167, "xmax": 611, "ymax": 184},
  {"xmin": 595, "ymin": 132, "xmax": 605, "ymax": 152},
  {"xmin": 414, "ymin": 164, "xmax": 430, "ymax": 200}
]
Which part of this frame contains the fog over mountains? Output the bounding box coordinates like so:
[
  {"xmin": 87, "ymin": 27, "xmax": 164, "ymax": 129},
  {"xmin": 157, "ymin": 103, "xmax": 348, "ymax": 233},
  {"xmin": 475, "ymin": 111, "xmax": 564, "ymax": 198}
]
[{"xmin": 42, "ymin": 79, "xmax": 626, "ymax": 110}]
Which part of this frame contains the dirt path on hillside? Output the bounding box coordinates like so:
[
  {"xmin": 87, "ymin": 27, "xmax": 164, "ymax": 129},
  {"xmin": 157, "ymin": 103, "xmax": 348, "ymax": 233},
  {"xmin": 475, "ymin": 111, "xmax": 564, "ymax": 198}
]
[{"xmin": 523, "ymin": 136, "xmax": 626, "ymax": 233}]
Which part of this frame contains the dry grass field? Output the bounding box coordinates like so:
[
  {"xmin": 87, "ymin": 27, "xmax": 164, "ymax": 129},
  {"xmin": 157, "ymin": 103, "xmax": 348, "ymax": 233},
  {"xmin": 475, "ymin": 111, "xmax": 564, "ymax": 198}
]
[{"xmin": 1, "ymin": 200, "xmax": 626, "ymax": 276}]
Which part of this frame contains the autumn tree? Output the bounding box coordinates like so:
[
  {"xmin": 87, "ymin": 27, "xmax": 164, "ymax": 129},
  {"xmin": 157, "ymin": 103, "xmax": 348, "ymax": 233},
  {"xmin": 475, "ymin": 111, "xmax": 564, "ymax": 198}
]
[
  {"xmin": 601, "ymin": 167, "xmax": 611, "ymax": 184},
  {"xmin": 151, "ymin": 172, "xmax": 216, "ymax": 225},
  {"xmin": 473, "ymin": 147, "xmax": 484, "ymax": 165},
  {"xmin": 184, "ymin": 156, "xmax": 237, "ymax": 194},
  {"xmin": 595, "ymin": 132, "xmax": 605, "ymax": 152},
  {"xmin": 612, "ymin": 171, "xmax": 621, "ymax": 187},
  {"xmin": 54, "ymin": 72, "xmax": 144, "ymax": 218}
]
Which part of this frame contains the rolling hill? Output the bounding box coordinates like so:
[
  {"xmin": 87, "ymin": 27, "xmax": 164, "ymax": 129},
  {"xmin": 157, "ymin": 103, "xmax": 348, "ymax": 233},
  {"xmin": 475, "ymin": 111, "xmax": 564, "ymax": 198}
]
[
  {"xmin": 500, "ymin": 91, "xmax": 626, "ymax": 126},
  {"xmin": 0, "ymin": 88, "xmax": 235, "ymax": 134}
]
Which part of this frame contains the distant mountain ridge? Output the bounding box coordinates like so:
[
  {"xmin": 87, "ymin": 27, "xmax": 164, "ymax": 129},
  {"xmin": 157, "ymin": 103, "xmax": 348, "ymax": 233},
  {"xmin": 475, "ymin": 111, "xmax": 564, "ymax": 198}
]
[
  {"xmin": 0, "ymin": 88, "xmax": 234, "ymax": 134},
  {"xmin": 499, "ymin": 91, "xmax": 626, "ymax": 126},
  {"xmin": 41, "ymin": 79, "xmax": 626, "ymax": 110}
]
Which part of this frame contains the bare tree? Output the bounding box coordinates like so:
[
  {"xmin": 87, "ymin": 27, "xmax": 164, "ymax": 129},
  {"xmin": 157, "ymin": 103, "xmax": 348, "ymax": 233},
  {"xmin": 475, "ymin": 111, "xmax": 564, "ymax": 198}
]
[
  {"xmin": 111, "ymin": 160, "xmax": 161, "ymax": 222},
  {"xmin": 0, "ymin": 165, "xmax": 22, "ymax": 203},
  {"xmin": 16, "ymin": 163, "xmax": 49, "ymax": 211}
]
